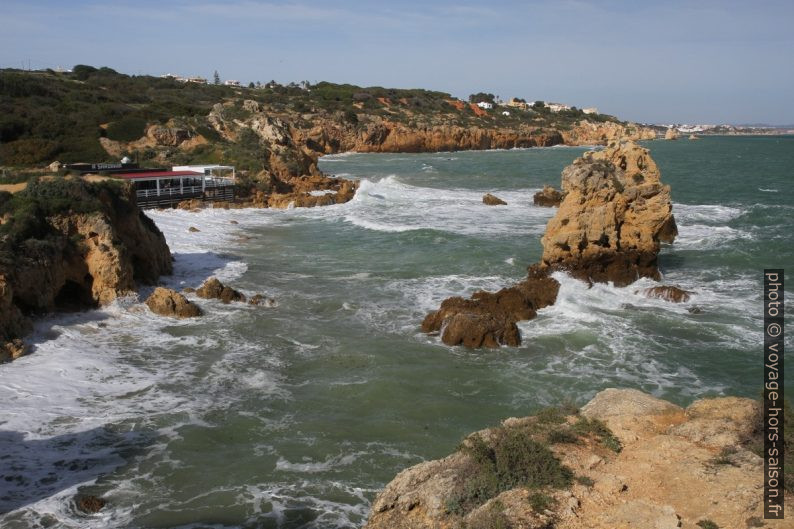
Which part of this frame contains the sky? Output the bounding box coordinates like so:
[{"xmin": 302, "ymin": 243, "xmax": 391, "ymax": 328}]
[{"xmin": 1, "ymin": 0, "xmax": 793, "ymax": 124}]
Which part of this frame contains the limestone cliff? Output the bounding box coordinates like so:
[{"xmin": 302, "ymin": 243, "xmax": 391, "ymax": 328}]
[
  {"xmin": 364, "ymin": 388, "xmax": 792, "ymax": 529},
  {"xmin": 0, "ymin": 181, "xmax": 172, "ymax": 361},
  {"xmin": 561, "ymin": 121, "xmax": 656, "ymax": 146},
  {"xmin": 540, "ymin": 141, "xmax": 677, "ymax": 286}
]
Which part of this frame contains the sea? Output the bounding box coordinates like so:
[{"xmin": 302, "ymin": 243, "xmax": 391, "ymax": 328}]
[{"xmin": 1, "ymin": 136, "xmax": 792, "ymax": 528}]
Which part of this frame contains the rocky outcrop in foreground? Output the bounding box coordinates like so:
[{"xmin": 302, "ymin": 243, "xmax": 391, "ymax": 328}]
[
  {"xmin": 422, "ymin": 141, "xmax": 677, "ymax": 348},
  {"xmin": 365, "ymin": 388, "xmax": 792, "ymax": 529},
  {"xmin": 540, "ymin": 141, "xmax": 677, "ymax": 286}
]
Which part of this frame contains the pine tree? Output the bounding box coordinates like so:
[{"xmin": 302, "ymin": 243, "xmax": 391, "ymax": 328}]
[{"xmin": 213, "ymin": 70, "xmax": 220, "ymax": 85}]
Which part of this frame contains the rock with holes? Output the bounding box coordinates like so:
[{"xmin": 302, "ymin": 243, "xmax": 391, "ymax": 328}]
[{"xmin": 540, "ymin": 140, "xmax": 677, "ymax": 286}]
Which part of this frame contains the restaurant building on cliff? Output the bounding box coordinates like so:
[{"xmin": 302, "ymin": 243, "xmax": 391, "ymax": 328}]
[{"xmin": 117, "ymin": 165, "xmax": 236, "ymax": 208}]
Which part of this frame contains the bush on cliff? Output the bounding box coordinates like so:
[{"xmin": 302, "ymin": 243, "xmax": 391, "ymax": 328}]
[{"xmin": 106, "ymin": 117, "xmax": 147, "ymax": 142}]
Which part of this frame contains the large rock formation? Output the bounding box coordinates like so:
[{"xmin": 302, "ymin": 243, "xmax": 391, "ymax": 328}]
[
  {"xmin": 421, "ymin": 141, "xmax": 676, "ymax": 348},
  {"xmin": 664, "ymin": 127, "xmax": 679, "ymax": 140},
  {"xmin": 540, "ymin": 140, "xmax": 677, "ymax": 286},
  {"xmin": 364, "ymin": 389, "xmax": 792, "ymax": 529},
  {"xmin": 421, "ymin": 265, "xmax": 560, "ymax": 348},
  {"xmin": 0, "ymin": 181, "xmax": 172, "ymax": 361}
]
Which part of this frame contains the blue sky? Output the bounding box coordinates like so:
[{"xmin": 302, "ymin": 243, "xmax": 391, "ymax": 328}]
[{"xmin": 2, "ymin": 0, "xmax": 792, "ymax": 124}]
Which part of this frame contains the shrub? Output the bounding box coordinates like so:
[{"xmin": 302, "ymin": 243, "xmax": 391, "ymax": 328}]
[
  {"xmin": 527, "ymin": 492, "xmax": 555, "ymax": 512},
  {"xmin": 106, "ymin": 117, "xmax": 147, "ymax": 142},
  {"xmin": 696, "ymin": 520, "xmax": 720, "ymax": 529},
  {"xmin": 571, "ymin": 417, "xmax": 622, "ymax": 453},
  {"xmin": 446, "ymin": 426, "xmax": 573, "ymax": 515}
]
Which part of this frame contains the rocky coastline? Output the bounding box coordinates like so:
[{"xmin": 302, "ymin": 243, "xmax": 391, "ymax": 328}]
[
  {"xmin": 422, "ymin": 140, "xmax": 678, "ymax": 348},
  {"xmin": 363, "ymin": 388, "xmax": 792, "ymax": 529}
]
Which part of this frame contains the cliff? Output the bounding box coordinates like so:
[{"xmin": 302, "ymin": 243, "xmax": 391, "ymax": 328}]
[
  {"xmin": 364, "ymin": 388, "xmax": 792, "ymax": 529},
  {"xmin": 1, "ymin": 69, "xmax": 655, "ymax": 184},
  {"xmin": 0, "ymin": 178, "xmax": 172, "ymax": 361}
]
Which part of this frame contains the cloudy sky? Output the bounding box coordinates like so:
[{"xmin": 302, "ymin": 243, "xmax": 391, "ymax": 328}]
[{"xmin": 2, "ymin": 0, "xmax": 792, "ymax": 124}]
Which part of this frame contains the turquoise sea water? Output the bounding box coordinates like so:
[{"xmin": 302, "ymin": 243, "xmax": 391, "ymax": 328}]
[{"xmin": 0, "ymin": 136, "xmax": 792, "ymax": 527}]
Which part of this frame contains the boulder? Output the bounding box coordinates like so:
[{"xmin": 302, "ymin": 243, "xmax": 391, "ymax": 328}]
[
  {"xmin": 188, "ymin": 226, "xmax": 200, "ymax": 232},
  {"xmin": 533, "ymin": 185, "xmax": 564, "ymax": 207},
  {"xmin": 639, "ymin": 285, "xmax": 693, "ymax": 302},
  {"xmin": 145, "ymin": 287, "xmax": 202, "ymax": 318},
  {"xmin": 196, "ymin": 277, "xmax": 246, "ymax": 303},
  {"xmin": 177, "ymin": 199, "xmax": 203, "ymax": 211},
  {"xmin": 664, "ymin": 128, "xmax": 679, "ymax": 140},
  {"xmin": 482, "ymin": 193, "xmax": 507, "ymax": 206},
  {"xmin": 0, "ymin": 339, "xmax": 28, "ymax": 363},
  {"xmin": 421, "ymin": 266, "xmax": 560, "ymax": 348},
  {"xmin": 540, "ymin": 140, "xmax": 677, "ymax": 286},
  {"xmin": 75, "ymin": 495, "xmax": 106, "ymax": 513}
]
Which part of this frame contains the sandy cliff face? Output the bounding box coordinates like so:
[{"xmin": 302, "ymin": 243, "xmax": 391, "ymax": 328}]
[
  {"xmin": 562, "ymin": 121, "xmax": 656, "ymax": 146},
  {"xmin": 364, "ymin": 388, "xmax": 791, "ymax": 529},
  {"xmin": 541, "ymin": 141, "xmax": 677, "ymax": 286},
  {"xmin": 0, "ymin": 186, "xmax": 172, "ymax": 361}
]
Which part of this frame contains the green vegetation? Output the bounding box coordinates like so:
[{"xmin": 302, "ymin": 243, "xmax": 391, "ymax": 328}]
[
  {"xmin": 443, "ymin": 404, "xmax": 623, "ymax": 519},
  {"xmin": 527, "ymin": 491, "xmax": 556, "ymax": 512},
  {"xmin": 0, "ymin": 65, "xmax": 623, "ymax": 171},
  {"xmin": 0, "ymin": 177, "xmax": 130, "ymax": 263},
  {"xmin": 696, "ymin": 520, "xmax": 720, "ymax": 529}
]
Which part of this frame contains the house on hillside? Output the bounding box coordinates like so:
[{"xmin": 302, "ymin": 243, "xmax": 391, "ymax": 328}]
[
  {"xmin": 476, "ymin": 101, "xmax": 493, "ymax": 110},
  {"xmin": 547, "ymin": 102, "xmax": 571, "ymax": 112},
  {"xmin": 583, "ymin": 107, "xmax": 598, "ymax": 114},
  {"xmin": 505, "ymin": 98, "xmax": 529, "ymax": 110},
  {"xmin": 224, "ymin": 79, "xmax": 241, "ymax": 87}
]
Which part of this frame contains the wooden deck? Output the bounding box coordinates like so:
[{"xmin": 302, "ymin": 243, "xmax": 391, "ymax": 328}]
[{"xmin": 135, "ymin": 181, "xmax": 235, "ymax": 209}]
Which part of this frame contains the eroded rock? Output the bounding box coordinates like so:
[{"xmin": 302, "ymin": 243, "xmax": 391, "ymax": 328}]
[
  {"xmin": 540, "ymin": 140, "xmax": 677, "ymax": 286},
  {"xmin": 482, "ymin": 193, "xmax": 507, "ymax": 206},
  {"xmin": 196, "ymin": 277, "xmax": 246, "ymax": 303},
  {"xmin": 639, "ymin": 285, "xmax": 693, "ymax": 303},
  {"xmin": 145, "ymin": 287, "xmax": 203, "ymax": 318},
  {"xmin": 533, "ymin": 185, "xmax": 564, "ymax": 207}
]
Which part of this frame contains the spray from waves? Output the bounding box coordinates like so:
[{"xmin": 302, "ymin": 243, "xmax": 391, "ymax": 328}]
[
  {"xmin": 672, "ymin": 203, "xmax": 753, "ymax": 249},
  {"xmin": 295, "ymin": 175, "xmax": 557, "ymax": 236}
]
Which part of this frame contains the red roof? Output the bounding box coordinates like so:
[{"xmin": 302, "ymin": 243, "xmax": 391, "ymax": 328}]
[{"xmin": 117, "ymin": 170, "xmax": 203, "ymax": 180}]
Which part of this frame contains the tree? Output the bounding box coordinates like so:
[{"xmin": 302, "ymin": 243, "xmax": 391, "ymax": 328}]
[
  {"xmin": 213, "ymin": 70, "xmax": 220, "ymax": 85},
  {"xmin": 532, "ymin": 100, "xmax": 546, "ymax": 109},
  {"xmin": 468, "ymin": 92, "xmax": 496, "ymax": 104},
  {"xmin": 248, "ymin": 81, "xmax": 255, "ymax": 89}
]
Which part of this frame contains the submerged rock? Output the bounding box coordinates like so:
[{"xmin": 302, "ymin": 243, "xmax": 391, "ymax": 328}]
[
  {"xmin": 639, "ymin": 285, "xmax": 693, "ymax": 302},
  {"xmin": 0, "ymin": 339, "xmax": 28, "ymax": 363},
  {"xmin": 540, "ymin": 140, "xmax": 677, "ymax": 286},
  {"xmin": 145, "ymin": 287, "xmax": 203, "ymax": 318},
  {"xmin": 248, "ymin": 294, "xmax": 276, "ymax": 307},
  {"xmin": 482, "ymin": 193, "xmax": 507, "ymax": 206},
  {"xmin": 196, "ymin": 277, "xmax": 246, "ymax": 303},
  {"xmin": 75, "ymin": 495, "xmax": 106, "ymax": 513},
  {"xmin": 533, "ymin": 185, "xmax": 564, "ymax": 207}
]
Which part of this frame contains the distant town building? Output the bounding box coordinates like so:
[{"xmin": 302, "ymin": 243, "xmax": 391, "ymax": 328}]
[
  {"xmin": 224, "ymin": 79, "xmax": 241, "ymax": 87},
  {"xmin": 505, "ymin": 98, "xmax": 529, "ymax": 110},
  {"xmin": 186, "ymin": 77, "xmax": 208, "ymax": 84},
  {"xmin": 546, "ymin": 102, "xmax": 572, "ymax": 112},
  {"xmin": 502, "ymin": 111, "xmax": 511, "ymax": 116},
  {"xmin": 582, "ymin": 107, "xmax": 598, "ymax": 115},
  {"xmin": 476, "ymin": 101, "xmax": 493, "ymax": 110}
]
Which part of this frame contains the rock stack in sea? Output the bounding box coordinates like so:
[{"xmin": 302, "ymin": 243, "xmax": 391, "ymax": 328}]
[
  {"xmin": 540, "ymin": 140, "xmax": 677, "ymax": 286},
  {"xmin": 421, "ymin": 140, "xmax": 677, "ymax": 348},
  {"xmin": 363, "ymin": 388, "xmax": 792, "ymax": 529},
  {"xmin": 664, "ymin": 127, "xmax": 679, "ymax": 140}
]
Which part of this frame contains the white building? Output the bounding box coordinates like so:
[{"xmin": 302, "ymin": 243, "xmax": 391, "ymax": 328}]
[
  {"xmin": 546, "ymin": 102, "xmax": 571, "ymax": 112},
  {"xmin": 476, "ymin": 101, "xmax": 494, "ymax": 110},
  {"xmin": 582, "ymin": 107, "xmax": 598, "ymax": 115},
  {"xmin": 224, "ymin": 80, "xmax": 241, "ymax": 87},
  {"xmin": 172, "ymin": 164, "xmax": 236, "ymax": 180},
  {"xmin": 502, "ymin": 111, "xmax": 510, "ymax": 116}
]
